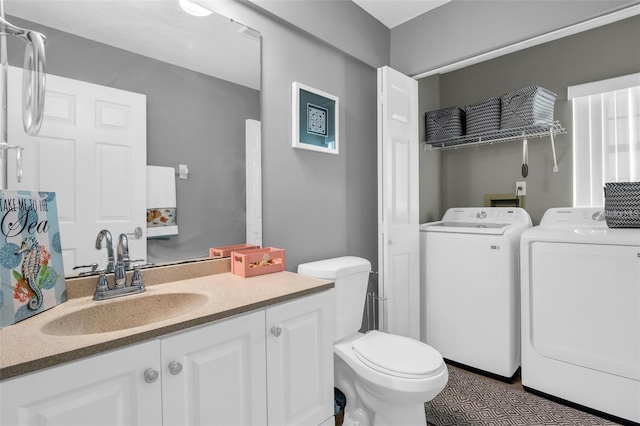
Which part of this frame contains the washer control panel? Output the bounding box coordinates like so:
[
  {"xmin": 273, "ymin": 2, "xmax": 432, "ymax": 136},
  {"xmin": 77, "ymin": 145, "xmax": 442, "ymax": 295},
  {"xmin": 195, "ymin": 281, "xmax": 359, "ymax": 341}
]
[
  {"xmin": 539, "ymin": 207, "xmax": 608, "ymax": 227},
  {"xmin": 443, "ymin": 208, "xmax": 529, "ymax": 225}
]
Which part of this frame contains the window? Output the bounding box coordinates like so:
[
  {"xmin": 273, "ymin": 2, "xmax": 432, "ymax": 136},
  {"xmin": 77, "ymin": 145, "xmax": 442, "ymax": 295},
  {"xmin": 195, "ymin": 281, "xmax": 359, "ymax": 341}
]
[{"xmin": 569, "ymin": 73, "xmax": 640, "ymax": 207}]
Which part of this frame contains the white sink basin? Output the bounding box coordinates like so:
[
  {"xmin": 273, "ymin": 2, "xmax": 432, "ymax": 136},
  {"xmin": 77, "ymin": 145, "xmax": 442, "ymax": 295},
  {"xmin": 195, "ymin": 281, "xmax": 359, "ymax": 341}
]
[{"xmin": 41, "ymin": 292, "xmax": 209, "ymax": 336}]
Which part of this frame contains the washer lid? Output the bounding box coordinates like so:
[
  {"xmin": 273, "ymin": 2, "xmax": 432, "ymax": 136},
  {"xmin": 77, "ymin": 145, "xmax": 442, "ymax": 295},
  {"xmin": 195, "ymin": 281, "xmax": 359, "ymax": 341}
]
[
  {"xmin": 352, "ymin": 331, "xmax": 443, "ymax": 377},
  {"xmin": 421, "ymin": 221, "xmax": 510, "ymax": 235}
]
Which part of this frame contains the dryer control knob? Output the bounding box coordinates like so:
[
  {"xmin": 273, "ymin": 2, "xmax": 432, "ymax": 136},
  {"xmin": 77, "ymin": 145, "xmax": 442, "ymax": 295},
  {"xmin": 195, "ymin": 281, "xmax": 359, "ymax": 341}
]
[{"xmin": 476, "ymin": 211, "xmax": 487, "ymax": 219}]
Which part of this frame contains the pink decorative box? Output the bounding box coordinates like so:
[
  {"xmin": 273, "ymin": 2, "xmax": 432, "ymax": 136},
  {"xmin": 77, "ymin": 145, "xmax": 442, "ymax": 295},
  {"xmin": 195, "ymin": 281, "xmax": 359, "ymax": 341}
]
[
  {"xmin": 209, "ymin": 244, "xmax": 260, "ymax": 259},
  {"xmin": 231, "ymin": 247, "xmax": 286, "ymax": 278}
]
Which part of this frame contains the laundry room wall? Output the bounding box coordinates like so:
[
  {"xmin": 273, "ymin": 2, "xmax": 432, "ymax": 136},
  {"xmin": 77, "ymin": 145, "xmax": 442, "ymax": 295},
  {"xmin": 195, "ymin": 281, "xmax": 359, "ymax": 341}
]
[
  {"xmin": 391, "ymin": 0, "xmax": 637, "ymax": 76},
  {"xmin": 422, "ymin": 14, "xmax": 640, "ymax": 224}
]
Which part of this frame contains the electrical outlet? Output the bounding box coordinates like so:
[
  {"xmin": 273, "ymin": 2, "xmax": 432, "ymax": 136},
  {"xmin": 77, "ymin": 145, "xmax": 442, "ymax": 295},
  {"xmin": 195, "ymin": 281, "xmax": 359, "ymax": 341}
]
[{"xmin": 516, "ymin": 181, "xmax": 526, "ymax": 196}]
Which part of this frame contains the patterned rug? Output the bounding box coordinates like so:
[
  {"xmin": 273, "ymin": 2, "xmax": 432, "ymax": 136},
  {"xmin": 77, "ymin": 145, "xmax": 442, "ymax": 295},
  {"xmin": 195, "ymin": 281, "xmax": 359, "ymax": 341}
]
[{"xmin": 425, "ymin": 365, "xmax": 620, "ymax": 426}]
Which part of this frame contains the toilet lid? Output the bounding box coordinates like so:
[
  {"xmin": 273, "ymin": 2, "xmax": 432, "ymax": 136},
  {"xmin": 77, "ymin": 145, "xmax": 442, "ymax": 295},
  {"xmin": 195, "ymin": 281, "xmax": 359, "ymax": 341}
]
[{"xmin": 352, "ymin": 331, "xmax": 443, "ymax": 378}]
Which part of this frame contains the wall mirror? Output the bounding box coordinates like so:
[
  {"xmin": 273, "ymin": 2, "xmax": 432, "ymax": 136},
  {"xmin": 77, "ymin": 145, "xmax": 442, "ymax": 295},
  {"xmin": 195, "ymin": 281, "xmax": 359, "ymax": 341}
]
[{"xmin": 4, "ymin": 0, "xmax": 261, "ymax": 277}]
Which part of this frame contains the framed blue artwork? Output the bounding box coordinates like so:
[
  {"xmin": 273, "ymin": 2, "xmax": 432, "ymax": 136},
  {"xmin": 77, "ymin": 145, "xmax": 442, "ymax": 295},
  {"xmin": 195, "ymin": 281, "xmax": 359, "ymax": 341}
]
[{"xmin": 292, "ymin": 82, "xmax": 339, "ymax": 154}]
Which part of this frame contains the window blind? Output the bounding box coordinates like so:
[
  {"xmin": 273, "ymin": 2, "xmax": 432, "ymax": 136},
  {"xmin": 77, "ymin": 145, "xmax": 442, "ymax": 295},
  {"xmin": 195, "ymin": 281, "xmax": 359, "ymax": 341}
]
[{"xmin": 569, "ymin": 74, "xmax": 640, "ymax": 207}]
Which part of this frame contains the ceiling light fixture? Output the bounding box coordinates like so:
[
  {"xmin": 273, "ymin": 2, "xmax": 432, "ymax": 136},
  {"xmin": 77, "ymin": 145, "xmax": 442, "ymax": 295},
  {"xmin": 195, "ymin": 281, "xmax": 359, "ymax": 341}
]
[{"xmin": 178, "ymin": 0, "xmax": 213, "ymax": 17}]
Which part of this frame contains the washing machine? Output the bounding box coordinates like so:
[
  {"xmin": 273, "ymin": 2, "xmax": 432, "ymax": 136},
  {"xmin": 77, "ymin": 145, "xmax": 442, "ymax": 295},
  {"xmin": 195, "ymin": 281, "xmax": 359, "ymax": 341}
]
[
  {"xmin": 419, "ymin": 207, "xmax": 532, "ymax": 380},
  {"xmin": 520, "ymin": 207, "xmax": 640, "ymax": 425}
]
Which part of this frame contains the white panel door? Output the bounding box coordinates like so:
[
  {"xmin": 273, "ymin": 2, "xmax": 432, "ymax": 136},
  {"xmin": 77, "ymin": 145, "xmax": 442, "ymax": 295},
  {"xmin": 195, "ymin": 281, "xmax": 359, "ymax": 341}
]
[
  {"xmin": 246, "ymin": 119, "xmax": 262, "ymax": 247},
  {"xmin": 0, "ymin": 340, "xmax": 162, "ymax": 426},
  {"xmin": 161, "ymin": 311, "xmax": 268, "ymax": 426},
  {"xmin": 7, "ymin": 66, "xmax": 147, "ymax": 275},
  {"xmin": 377, "ymin": 66, "xmax": 420, "ymax": 339},
  {"xmin": 266, "ymin": 290, "xmax": 334, "ymax": 426}
]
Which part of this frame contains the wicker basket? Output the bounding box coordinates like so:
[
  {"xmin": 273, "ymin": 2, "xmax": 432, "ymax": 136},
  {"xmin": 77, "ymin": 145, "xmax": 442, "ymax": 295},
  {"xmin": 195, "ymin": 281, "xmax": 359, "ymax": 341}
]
[
  {"xmin": 500, "ymin": 86, "xmax": 556, "ymax": 129},
  {"xmin": 604, "ymin": 182, "xmax": 640, "ymax": 228},
  {"xmin": 464, "ymin": 97, "xmax": 501, "ymax": 135},
  {"xmin": 425, "ymin": 107, "xmax": 465, "ymax": 142}
]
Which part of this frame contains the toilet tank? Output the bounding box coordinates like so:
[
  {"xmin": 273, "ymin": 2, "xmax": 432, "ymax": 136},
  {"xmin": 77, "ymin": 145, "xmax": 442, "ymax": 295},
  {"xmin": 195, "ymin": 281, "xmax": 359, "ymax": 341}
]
[{"xmin": 297, "ymin": 256, "xmax": 371, "ymax": 341}]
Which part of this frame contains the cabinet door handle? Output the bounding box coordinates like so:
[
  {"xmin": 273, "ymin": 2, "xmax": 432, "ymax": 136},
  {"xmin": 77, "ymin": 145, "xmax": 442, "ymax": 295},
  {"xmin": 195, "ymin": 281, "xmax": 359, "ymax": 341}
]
[
  {"xmin": 144, "ymin": 368, "xmax": 159, "ymax": 383},
  {"xmin": 270, "ymin": 326, "xmax": 282, "ymax": 337},
  {"xmin": 168, "ymin": 361, "xmax": 183, "ymax": 375}
]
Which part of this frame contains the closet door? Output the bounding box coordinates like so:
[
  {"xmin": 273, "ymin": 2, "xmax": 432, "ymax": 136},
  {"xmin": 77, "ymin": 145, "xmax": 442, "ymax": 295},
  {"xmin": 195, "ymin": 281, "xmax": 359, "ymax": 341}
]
[{"xmin": 377, "ymin": 66, "xmax": 420, "ymax": 339}]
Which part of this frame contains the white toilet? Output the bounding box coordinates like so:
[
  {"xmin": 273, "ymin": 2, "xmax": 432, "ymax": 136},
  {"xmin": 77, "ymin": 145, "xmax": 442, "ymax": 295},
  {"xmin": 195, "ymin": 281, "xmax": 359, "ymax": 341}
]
[{"xmin": 297, "ymin": 256, "xmax": 448, "ymax": 426}]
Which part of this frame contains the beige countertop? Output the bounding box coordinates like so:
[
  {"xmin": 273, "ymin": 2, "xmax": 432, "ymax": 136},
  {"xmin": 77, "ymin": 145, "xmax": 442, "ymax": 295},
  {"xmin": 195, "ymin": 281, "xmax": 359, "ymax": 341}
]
[{"xmin": 0, "ymin": 271, "xmax": 333, "ymax": 381}]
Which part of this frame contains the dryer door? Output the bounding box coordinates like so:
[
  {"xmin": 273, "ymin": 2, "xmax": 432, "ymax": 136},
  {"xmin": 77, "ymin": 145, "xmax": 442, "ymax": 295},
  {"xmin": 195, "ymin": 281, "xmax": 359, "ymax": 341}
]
[{"xmin": 529, "ymin": 242, "xmax": 640, "ymax": 380}]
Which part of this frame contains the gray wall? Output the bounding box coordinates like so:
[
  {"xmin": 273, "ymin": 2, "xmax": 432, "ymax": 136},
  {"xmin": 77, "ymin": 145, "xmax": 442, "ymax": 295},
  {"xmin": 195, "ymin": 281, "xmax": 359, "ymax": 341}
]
[
  {"xmin": 260, "ymin": 16, "xmax": 379, "ymax": 272},
  {"xmin": 206, "ymin": 1, "xmax": 379, "ymax": 329},
  {"xmin": 426, "ymin": 15, "xmax": 640, "ymax": 225},
  {"xmin": 392, "ymin": 0, "xmax": 638, "ymax": 76},
  {"xmin": 245, "ymin": 0, "xmax": 390, "ymax": 68},
  {"xmin": 198, "ymin": 2, "xmax": 379, "ymax": 280},
  {"xmin": 8, "ymin": 17, "xmax": 260, "ymax": 263}
]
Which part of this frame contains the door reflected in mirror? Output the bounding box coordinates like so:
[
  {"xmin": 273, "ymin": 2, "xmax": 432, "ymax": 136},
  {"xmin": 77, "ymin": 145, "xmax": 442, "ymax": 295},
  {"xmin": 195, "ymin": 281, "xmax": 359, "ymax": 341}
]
[{"xmin": 4, "ymin": 0, "xmax": 261, "ymax": 277}]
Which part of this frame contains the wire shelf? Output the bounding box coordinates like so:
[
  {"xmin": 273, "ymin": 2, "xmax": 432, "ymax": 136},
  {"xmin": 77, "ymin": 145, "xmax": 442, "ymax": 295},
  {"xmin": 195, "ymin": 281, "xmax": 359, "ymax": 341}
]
[{"xmin": 424, "ymin": 121, "xmax": 566, "ymax": 151}]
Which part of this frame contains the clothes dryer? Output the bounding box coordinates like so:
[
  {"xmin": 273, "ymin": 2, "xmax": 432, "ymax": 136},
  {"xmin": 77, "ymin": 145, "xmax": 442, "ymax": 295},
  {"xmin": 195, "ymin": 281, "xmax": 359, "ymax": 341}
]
[
  {"xmin": 420, "ymin": 207, "xmax": 532, "ymax": 380},
  {"xmin": 520, "ymin": 207, "xmax": 640, "ymax": 425}
]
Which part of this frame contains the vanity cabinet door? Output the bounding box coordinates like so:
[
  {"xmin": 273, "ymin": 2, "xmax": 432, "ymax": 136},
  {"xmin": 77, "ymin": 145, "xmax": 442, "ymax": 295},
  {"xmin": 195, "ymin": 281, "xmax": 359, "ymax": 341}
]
[
  {"xmin": 0, "ymin": 340, "xmax": 162, "ymax": 426},
  {"xmin": 266, "ymin": 290, "xmax": 334, "ymax": 426},
  {"xmin": 160, "ymin": 310, "xmax": 267, "ymax": 426}
]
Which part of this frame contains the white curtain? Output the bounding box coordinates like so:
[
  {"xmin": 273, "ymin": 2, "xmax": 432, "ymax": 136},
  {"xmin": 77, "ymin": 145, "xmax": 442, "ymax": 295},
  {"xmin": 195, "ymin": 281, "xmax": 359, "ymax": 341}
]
[{"xmin": 569, "ymin": 73, "xmax": 640, "ymax": 207}]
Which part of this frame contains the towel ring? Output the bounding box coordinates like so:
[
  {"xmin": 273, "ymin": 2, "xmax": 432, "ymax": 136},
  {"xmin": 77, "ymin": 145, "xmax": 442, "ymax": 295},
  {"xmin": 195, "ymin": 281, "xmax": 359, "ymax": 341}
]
[
  {"xmin": 22, "ymin": 30, "xmax": 46, "ymax": 136},
  {"xmin": 0, "ymin": 15, "xmax": 47, "ymax": 136}
]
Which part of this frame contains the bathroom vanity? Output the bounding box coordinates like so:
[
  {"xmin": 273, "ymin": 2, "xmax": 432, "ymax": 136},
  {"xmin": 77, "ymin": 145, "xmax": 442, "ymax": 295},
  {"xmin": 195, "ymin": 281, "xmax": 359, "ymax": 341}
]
[{"xmin": 0, "ymin": 267, "xmax": 335, "ymax": 426}]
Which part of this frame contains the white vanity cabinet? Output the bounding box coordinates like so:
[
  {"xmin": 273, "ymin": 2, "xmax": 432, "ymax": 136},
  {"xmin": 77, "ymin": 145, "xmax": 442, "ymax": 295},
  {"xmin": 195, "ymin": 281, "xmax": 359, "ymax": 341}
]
[
  {"xmin": 266, "ymin": 289, "xmax": 334, "ymax": 426},
  {"xmin": 0, "ymin": 340, "xmax": 163, "ymax": 425},
  {"xmin": 0, "ymin": 289, "xmax": 334, "ymax": 426},
  {"xmin": 160, "ymin": 310, "xmax": 268, "ymax": 426}
]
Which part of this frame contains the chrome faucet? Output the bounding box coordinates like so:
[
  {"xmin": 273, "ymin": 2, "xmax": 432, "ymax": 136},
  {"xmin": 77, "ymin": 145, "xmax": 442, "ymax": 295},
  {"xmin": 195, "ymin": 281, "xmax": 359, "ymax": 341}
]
[
  {"xmin": 93, "ymin": 262, "xmax": 145, "ymax": 301},
  {"xmin": 93, "ymin": 232, "xmax": 145, "ymax": 300},
  {"xmin": 95, "ymin": 229, "xmax": 115, "ymax": 273}
]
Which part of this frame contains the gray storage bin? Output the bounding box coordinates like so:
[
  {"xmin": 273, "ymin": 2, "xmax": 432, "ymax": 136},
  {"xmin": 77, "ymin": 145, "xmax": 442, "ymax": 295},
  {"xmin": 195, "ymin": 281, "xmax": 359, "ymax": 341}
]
[
  {"xmin": 604, "ymin": 182, "xmax": 640, "ymax": 228},
  {"xmin": 500, "ymin": 86, "xmax": 556, "ymax": 129},
  {"xmin": 425, "ymin": 107, "xmax": 465, "ymax": 142},
  {"xmin": 464, "ymin": 97, "xmax": 501, "ymax": 135}
]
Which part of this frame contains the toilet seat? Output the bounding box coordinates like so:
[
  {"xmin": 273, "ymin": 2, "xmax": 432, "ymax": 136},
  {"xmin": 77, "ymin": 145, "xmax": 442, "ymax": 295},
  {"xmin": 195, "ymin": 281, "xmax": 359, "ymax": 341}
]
[{"xmin": 352, "ymin": 331, "xmax": 444, "ymax": 379}]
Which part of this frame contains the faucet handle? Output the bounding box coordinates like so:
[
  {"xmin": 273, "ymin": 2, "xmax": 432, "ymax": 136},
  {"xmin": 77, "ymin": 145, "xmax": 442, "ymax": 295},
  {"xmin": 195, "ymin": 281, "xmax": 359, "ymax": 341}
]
[
  {"xmin": 96, "ymin": 269, "xmax": 109, "ymax": 292},
  {"xmin": 131, "ymin": 264, "xmax": 143, "ymax": 288}
]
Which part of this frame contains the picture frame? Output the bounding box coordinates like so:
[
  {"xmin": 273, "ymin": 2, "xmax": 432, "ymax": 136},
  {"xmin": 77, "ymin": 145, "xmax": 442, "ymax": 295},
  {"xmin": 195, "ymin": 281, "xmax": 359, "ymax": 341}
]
[{"xmin": 292, "ymin": 82, "xmax": 339, "ymax": 154}]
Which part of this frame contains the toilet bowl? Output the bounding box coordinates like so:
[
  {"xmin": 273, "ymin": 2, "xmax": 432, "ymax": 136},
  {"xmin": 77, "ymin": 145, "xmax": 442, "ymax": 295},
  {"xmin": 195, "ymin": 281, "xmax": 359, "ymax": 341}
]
[
  {"xmin": 335, "ymin": 331, "xmax": 448, "ymax": 426},
  {"xmin": 297, "ymin": 256, "xmax": 448, "ymax": 426}
]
